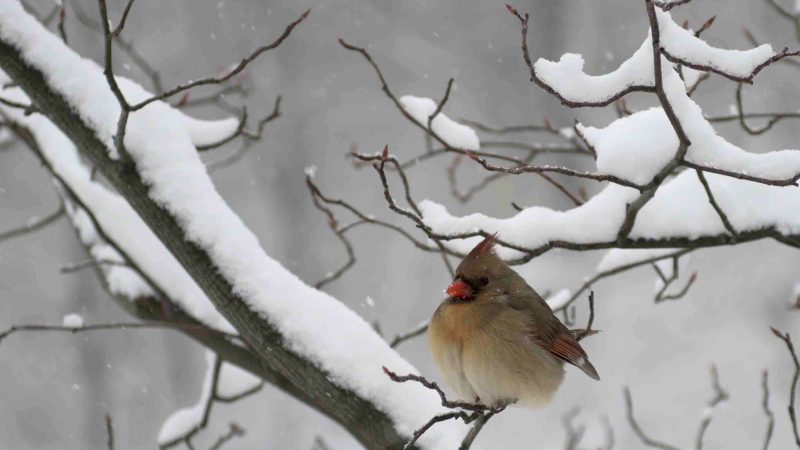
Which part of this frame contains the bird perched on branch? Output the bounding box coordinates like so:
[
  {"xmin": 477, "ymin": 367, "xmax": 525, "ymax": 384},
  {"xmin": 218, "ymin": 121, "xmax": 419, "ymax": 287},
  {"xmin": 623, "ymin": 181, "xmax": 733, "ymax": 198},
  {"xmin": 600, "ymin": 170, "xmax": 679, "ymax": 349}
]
[{"xmin": 428, "ymin": 234, "xmax": 599, "ymax": 407}]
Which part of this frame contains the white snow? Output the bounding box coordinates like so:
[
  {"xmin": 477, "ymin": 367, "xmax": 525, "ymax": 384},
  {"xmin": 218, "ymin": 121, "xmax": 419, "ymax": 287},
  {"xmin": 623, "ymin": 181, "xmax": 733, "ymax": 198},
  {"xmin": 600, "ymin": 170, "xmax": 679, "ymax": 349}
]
[
  {"xmin": 0, "ymin": 2, "xmax": 466, "ymax": 446},
  {"xmin": 158, "ymin": 352, "xmax": 216, "ymax": 444},
  {"xmin": 61, "ymin": 313, "xmax": 84, "ymax": 328},
  {"xmin": 419, "ymin": 167, "xmax": 800, "ymax": 257},
  {"xmin": 545, "ymin": 289, "xmax": 572, "ymax": 310},
  {"xmin": 596, "ymin": 248, "xmax": 680, "ymax": 273},
  {"xmin": 681, "ymin": 66, "xmax": 705, "ymax": 92},
  {"xmin": 790, "ymin": 282, "xmax": 800, "ymax": 308},
  {"xmin": 656, "ymin": 10, "xmax": 775, "ymax": 79},
  {"xmin": 581, "ymin": 61, "xmax": 800, "ymax": 181},
  {"xmin": 0, "ymin": 78, "xmax": 235, "ymax": 333},
  {"xmin": 577, "ymin": 108, "xmax": 678, "ymax": 185},
  {"xmin": 418, "ymin": 184, "xmax": 636, "ymax": 259},
  {"xmin": 399, "ymin": 95, "xmax": 480, "ymax": 150},
  {"xmin": 179, "ymin": 115, "xmax": 240, "ymax": 148},
  {"xmin": 534, "ymin": 38, "xmax": 654, "ymax": 104},
  {"xmin": 560, "ymin": 10, "xmax": 800, "ymax": 186},
  {"xmin": 217, "ymin": 362, "xmax": 262, "ymax": 399}
]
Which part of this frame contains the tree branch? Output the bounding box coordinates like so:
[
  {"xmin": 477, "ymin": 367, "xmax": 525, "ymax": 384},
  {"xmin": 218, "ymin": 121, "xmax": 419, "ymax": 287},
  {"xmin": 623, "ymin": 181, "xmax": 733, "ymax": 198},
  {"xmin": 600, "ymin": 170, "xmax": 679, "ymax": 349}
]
[{"xmin": 0, "ymin": 23, "xmax": 419, "ymax": 450}]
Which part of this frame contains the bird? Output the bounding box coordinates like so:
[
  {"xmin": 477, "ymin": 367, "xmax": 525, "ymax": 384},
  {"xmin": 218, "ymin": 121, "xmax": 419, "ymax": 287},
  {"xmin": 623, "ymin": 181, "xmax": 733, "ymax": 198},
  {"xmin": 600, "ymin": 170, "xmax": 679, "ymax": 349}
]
[{"xmin": 428, "ymin": 234, "xmax": 599, "ymax": 408}]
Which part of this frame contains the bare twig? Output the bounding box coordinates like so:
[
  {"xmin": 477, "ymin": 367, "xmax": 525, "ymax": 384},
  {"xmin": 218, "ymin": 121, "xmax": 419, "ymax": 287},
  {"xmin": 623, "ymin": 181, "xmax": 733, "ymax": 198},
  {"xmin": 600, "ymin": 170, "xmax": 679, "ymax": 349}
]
[
  {"xmin": 390, "ymin": 322, "xmax": 428, "ymax": 348},
  {"xmin": 555, "ymin": 249, "xmax": 693, "ymax": 314},
  {"xmin": 735, "ymin": 84, "xmax": 783, "ymax": 135},
  {"xmin": 458, "ymin": 412, "xmax": 495, "ymax": 450},
  {"xmin": 196, "ymin": 109, "xmax": 248, "ymax": 151},
  {"xmin": 383, "ymin": 367, "xmax": 505, "ymax": 413},
  {"xmin": 695, "ymin": 169, "xmax": 738, "ymax": 239},
  {"xmin": 602, "ymin": 415, "xmax": 616, "ymax": 450},
  {"xmin": 306, "ymin": 174, "xmax": 357, "ymax": 289},
  {"xmin": 683, "ymin": 161, "xmax": 800, "ymax": 187},
  {"xmin": 467, "ymin": 152, "xmax": 643, "ymax": 189},
  {"xmin": 57, "ymin": 6, "xmax": 68, "ymax": 44},
  {"xmin": 0, "ymin": 321, "xmax": 237, "ymax": 347},
  {"xmin": 0, "ymin": 204, "xmax": 65, "ymax": 243},
  {"xmin": 695, "ymin": 365, "xmax": 729, "ymax": 450},
  {"xmin": 383, "ymin": 367, "xmax": 505, "ymax": 450},
  {"xmin": 653, "ymin": 0, "xmax": 694, "ymax": 11},
  {"xmin": 562, "ymin": 407, "xmax": 586, "ymax": 450},
  {"xmin": 661, "ymin": 46, "xmax": 800, "ymax": 84},
  {"xmin": 624, "ymin": 387, "xmax": 681, "ymax": 450},
  {"xmin": 70, "ymin": 0, "xmax": 164, "ymax": 93},
  {"xmin": 241, "ymin": 96, "xmax": 282, "ymax": 140},
  {"xmin": 765, "ymin": 0, "xmax": 800, "ymax": 42},
  {"xmin": 428, "ymin": 78, "xmax": 454, "ymax": 131},
  {"xmin": 574, "ymin": 292, "xmax": 596, "ymax": 342},
  {"xmin": 60, "ymin": 258, "xmax": 128, "ymax": 274},
  {"xmin": 762, "ymin": 370, "xmax": 775, "ymax": 450},
  {"xmin": 160, "ymin": 356, "xmax": 223, "ymax": 449},
  {"xmin": 208, "ymin": 423, "xmax": 245, "ymax": 450},
  {"xmin": 130, "ymin": 11, "xmax": 309, "ymax": 112},
  {"xmin": 0, "ymin": 95, "xmax": 37, "ymax": 115},
  {"xmin": 770, "ymin": 327, "xmax": 800, "ymax": 447},
  {"xmin": 105, "ymin": 414, "xmax": 114, "ymax": 450},
  {"xmin": 505, "ymin": 5, "xmax": 655, "ymax": 107}
]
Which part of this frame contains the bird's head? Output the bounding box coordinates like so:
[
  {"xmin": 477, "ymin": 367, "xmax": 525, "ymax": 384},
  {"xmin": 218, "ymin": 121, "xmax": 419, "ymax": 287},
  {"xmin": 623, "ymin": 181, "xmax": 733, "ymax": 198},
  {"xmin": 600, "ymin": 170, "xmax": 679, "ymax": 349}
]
[{"xmin": 445, "ymin": 234, "xmax": 513, "ymax": 303}]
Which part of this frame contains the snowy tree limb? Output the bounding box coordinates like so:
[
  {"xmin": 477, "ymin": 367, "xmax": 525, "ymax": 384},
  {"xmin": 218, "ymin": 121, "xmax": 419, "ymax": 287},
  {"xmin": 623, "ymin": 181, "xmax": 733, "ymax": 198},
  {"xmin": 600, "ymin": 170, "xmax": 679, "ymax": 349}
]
[{"xmin": 0, "ymin": 17, "xmax": 431, "ymax": 450}]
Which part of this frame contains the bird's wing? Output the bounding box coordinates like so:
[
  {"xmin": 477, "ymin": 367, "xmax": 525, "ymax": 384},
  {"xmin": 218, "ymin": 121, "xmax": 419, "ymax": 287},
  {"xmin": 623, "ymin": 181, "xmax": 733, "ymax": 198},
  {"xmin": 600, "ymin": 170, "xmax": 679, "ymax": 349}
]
[{"xmin": 507, "ymin": 286, "xmax": 601, "ymax": 381}]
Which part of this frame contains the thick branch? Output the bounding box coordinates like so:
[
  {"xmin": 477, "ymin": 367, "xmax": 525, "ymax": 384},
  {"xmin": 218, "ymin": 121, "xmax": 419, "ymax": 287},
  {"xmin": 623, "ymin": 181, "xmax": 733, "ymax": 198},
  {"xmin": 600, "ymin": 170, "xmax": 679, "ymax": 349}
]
[{"xmin": 0, "ymin": 31, "xmax": 414, "ymax": 450}]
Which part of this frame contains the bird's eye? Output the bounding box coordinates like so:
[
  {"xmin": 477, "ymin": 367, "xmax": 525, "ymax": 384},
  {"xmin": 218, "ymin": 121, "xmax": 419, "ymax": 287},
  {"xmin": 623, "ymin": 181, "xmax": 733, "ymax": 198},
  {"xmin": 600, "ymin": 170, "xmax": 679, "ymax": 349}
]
[{"xmin": 477, "ymin": 276, "xmax": 489, "ymax": 287}]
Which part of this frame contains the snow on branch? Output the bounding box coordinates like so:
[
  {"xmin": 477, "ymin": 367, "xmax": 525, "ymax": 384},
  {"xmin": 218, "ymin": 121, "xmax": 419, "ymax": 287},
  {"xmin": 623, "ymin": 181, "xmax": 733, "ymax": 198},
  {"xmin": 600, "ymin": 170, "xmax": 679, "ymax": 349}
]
[
  {"xmin": 0, "ymin": 85, "xmax": 234, "ymax": 332},
  {"xmin": 400, "ymin": 95, "xmax": 479, "ymax": 150},
  {"xmin": 654, "ymin": 9, "xmax": 792, "ymax": 83},
  {"xmin": 533, "ymin": 38, "xmax": 656, "ymax": 107},
  {"xmin": 508, "ymin": 3, "xmax": 797, "ymax": 108},
  {"xmin": 0, "ymin": 1, "xmax": 465, "ymax": 447},
  {"xmin": 158, "ymin": 352, "xmax": 261, "ymax": 449},
  {"xmin": 396, "ymin": 1, "xmax": 800, "ymax": 263}
]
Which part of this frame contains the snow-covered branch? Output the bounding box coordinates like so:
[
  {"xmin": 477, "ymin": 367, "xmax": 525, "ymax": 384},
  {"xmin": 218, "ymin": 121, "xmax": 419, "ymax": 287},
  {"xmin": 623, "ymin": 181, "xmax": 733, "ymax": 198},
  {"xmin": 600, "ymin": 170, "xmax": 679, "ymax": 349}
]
[{"xmin": 0, "ymin": 1, "xmax": 466, "ymax": 448}]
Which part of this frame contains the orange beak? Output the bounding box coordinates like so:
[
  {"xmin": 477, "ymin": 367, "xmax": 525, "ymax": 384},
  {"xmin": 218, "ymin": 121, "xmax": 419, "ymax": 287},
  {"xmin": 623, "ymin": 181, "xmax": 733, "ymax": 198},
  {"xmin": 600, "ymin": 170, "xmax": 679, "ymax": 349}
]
[{"xmin": 446, "ymin": 279, "xmax": 474, "ymax": 300}]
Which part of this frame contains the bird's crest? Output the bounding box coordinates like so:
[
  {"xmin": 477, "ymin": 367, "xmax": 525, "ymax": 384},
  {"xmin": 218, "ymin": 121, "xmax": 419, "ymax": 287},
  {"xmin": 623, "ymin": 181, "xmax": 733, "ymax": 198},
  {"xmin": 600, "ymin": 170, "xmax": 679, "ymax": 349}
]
[{"xmin": 466, "ymin": 233, "xmax": 498, "ymax": 259}]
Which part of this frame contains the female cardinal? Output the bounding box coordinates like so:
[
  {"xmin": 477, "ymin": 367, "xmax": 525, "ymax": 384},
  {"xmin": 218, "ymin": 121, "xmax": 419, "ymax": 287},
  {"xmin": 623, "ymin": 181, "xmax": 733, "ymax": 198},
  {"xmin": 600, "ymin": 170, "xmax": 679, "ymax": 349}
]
[{"xmin": 428, "ymin": 234, "xmax": 599, "ymax": 407}]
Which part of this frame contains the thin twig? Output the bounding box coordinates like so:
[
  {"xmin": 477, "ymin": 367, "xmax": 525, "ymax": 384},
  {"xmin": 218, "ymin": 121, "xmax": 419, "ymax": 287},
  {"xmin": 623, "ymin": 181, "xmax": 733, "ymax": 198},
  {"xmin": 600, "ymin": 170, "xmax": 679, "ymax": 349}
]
[
  {"xmin": 130, "ymin": 11, "xmax": 309, "ymax": 111},
  {"xmin": 60, "ymin": 258, "xmax": 128, "ymax": 274},
  {"xmin": 57, "ymin": 6, "xmax": 68, "ymax": 45},
  {"xmin": 735, "ymin": 84, "xmax": 783, "ymax": 135},
  {"xmin": 695, "ymin": 365, "xmax": 729, "ymax": 450},
  {"xmin": 624, "ymin": 387, "xmax": 681, "ymax": 450},
  {"xmin": 762, "ymin": 370, "xmax": 775, "ymax": 450},
  {"xmin": 390, "ymin": 322, "xmax": 429, "ymax": 348},
  {"xmin": 769, "ymin": 327, "xmax": 800, "ymax": 447},
  {"xmin": 574, "ymin": 292, "xmax": 596, "ymax": 342},
  {"xmin": 695, "ymin": 169, "xmax": 738, "ymax": 239},
  {"xmin": 306, "ymin": 175, "xmax": 357, "ymax": 289},
  {"xmin": 105, "ymin": 414, "xmax": 114, "ymax": 450},
  {"xmin": 458, "ymin": 411, "xmax": 495, "ymax": 450},
  {"xmin": 208, "ymin": 423, "xmax": 245, "ymax": 450},
  {"xmin": 383, "ymin": 367, "xmax": 505, "ymax": 450},
  {"xmin": 505, "ymin": 5, "xmax": 655, "ymax": 107},
  {"xmin": 428, "ymin": 78, "xmax": 454, "ymax": 131},
  {"xmin": 0, "ymin": 321, "xmax": 237, "ymax": 347},
  {"xmin": 653, "ymin": 0, "xmax": 694, "ymax": 11},
  {"xmin": 0, "ymin": 205, "xmax": 65, "ymax": 243}
]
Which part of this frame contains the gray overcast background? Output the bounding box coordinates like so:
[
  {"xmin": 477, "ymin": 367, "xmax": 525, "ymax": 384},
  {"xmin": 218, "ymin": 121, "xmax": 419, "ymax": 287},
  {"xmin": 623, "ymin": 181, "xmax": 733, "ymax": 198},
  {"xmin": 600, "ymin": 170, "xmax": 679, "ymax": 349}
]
[{"xmin": 1, "ymin": 0, "xmax": 799, "ymax": 448}]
